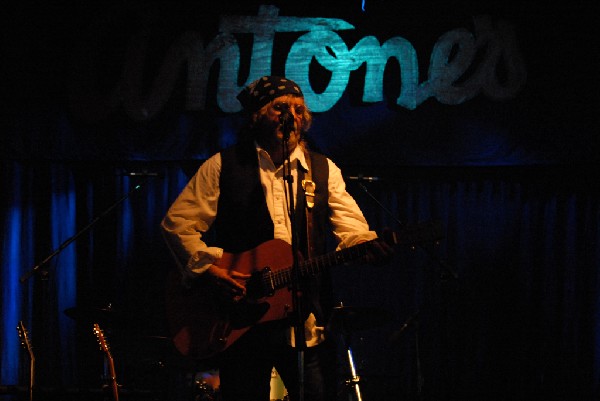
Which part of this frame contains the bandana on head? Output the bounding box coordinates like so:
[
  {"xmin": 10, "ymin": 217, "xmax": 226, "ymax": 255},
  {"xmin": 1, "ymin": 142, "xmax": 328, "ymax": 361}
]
[{"xmin": 237, "ymin": 76, "xmax": 303, "ymax": 113}]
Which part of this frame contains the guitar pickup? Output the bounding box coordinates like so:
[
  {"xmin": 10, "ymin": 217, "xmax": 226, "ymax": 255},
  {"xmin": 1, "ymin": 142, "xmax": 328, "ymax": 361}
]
[
  {"xmin": 247, "ymin": 267, "xmax": 276, "ymax": 298},
  {"xmin": 261, "ymin": 267, "xmax": 276, "ymax": 297}
]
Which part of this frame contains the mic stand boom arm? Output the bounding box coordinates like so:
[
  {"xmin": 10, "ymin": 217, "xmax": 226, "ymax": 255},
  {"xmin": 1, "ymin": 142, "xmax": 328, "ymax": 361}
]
[
  {"xmin": 20, "ymin": 177, "xmax": 150, "ymax": 283},
  {"xmin": 355, "ymin": 181, "xmax": 457, "ymax": 280}
]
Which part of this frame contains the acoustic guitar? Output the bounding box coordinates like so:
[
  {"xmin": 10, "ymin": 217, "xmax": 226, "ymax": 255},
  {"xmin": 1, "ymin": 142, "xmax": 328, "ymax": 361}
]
[
  {"xmin": 93, "ymin": 323, "xmax": 120, "ymax": 401},
  {"xmin": 16, "ymin": 321, "xmax": 35, "ymax": 401},
  {"xmin": 166, "ymin": 221, "xmax": 443, "ymax": 359}
]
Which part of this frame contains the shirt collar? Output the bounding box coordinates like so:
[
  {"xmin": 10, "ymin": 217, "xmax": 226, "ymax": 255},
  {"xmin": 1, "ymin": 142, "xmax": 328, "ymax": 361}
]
[
  {"xmin": 254, "ymin": 141, "xmax": 309, "ymax": 172},
  {"xmin": 295, "ymin": 145, "xmax": 309, "ymax": 172}
]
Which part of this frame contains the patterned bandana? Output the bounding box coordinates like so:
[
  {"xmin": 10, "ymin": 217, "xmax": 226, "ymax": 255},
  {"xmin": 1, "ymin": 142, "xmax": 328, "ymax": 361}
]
[{"xmin": 236, "ymin": 76, "xmax": 304, "ymax": 113}]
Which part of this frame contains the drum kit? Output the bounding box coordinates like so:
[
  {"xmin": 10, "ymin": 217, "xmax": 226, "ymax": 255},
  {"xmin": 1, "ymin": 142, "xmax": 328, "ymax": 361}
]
[{"xmin": 63, "ymin": 303, "xmax": 391, "ymax": 401}]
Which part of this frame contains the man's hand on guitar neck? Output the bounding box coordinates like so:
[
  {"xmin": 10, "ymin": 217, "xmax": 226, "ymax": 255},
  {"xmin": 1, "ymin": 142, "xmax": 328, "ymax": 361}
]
[
  {"xmin": 207, "ymin": 265, "xmax": 249, "ymax": 300},
  {"xmin": 361, "ymin": 230, "xmax": 395, "ymax": 266}
]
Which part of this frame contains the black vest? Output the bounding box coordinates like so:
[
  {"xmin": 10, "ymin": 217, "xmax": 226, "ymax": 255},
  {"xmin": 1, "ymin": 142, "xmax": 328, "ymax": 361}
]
[
  {"xmin": 212, "ymin": 141, "xmax": 329, "ymax": 254},
  {"xmin": 212, "ymin": 141, "xmax": 334, "ymax": 322}
]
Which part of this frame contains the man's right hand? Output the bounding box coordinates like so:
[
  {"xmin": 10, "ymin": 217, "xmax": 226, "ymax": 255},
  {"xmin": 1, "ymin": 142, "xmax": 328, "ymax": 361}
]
[{"xmin": 206, "ymin": 265, "xmax": 249, "ymax": 300}]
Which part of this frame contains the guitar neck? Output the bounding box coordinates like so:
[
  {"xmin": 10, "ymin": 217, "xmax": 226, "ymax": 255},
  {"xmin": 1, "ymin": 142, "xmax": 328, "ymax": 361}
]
[
  {"xmin": 303, "ymin": 240, "xmax": 372, "ymax": 274},
  {"xmin": 266, "ymin": 220, "xmax": 443, "ymax": 290},
  {"xmin": 269, "ymin": 240, "xmax": 373, "ymax": 290},
  {"xmin": 107, "ymin": 356, "xmax": 119, "ymax": 401},
  {"xmin": 17, "ymin": 320, "xmax": 35, "ymax": 401},
  {"xmin": 93, "ymin": 323, "xmax": 119, "ymax": 401}
]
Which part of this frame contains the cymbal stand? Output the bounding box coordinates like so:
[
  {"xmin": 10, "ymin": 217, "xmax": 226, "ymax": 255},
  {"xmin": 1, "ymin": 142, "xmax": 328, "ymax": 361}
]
[
  {"xmin": 335, "ymin": 312, "xmax": 363, "ymax": 401},
  {"xmin": 353, "ymin": 178, "xmax": 454, "ymax": 401},
  {"xmin": 342, "ymin": 336, "xmax": 363, "ymax": 401},
  {"xmin": 330, "ymin": 303, "xmax": 390, "ymax": 401}
]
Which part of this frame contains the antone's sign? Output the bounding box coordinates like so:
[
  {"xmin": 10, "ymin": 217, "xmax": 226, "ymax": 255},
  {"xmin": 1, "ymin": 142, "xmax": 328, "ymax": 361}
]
[{"xmin": 72, "ymin": 5, "xmax": 526, "ymax": 121}]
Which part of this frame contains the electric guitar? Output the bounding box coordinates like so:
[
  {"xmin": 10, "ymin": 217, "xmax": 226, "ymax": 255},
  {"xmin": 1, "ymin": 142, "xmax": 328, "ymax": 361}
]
[
  {"xmin": 93, "ymin": 323, "xmax": 120, "ymax": 401},
  {"xmin": 166, "ymin": 220, "xmax": 443, "ymax": 359},
  {"xmin": 16, "ymin": 321, "xmax": 35, "ymax": 401}
]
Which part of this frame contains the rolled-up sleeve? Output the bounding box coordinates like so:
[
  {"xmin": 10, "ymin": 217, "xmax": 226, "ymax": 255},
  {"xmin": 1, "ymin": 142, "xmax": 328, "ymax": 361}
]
[
  {"xmin": 327, "ymin": 159, "xmax": 378, "ymax": 248},
  {"xmin": 161, "ymin": 153, "xmax": 224, "ymax": 277}
]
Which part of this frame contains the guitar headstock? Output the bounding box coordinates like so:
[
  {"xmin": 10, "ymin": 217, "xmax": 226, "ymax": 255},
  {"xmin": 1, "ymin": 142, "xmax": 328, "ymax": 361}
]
[
  {"xmin": 93, "ymin": 323, "xmax": 120, "ymax": 400},
  {"xmin": 16, "ymin": 320, "xmax": 34, "ymax": 358},
  {"xmin": 93, "ymin": 323, "xmax": 112, "ymax": 357}
]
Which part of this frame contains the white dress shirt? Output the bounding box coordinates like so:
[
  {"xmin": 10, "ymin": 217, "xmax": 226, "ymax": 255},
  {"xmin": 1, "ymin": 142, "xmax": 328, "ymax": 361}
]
[{"xmin": 161, "ymin": 142, "xmax": 378, "ymax": 346}]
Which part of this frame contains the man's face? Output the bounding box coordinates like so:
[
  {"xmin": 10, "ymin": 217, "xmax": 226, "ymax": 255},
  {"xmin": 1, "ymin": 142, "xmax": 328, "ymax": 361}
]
[{"xmin": 254, "ymin": 95, "xmax": 307, "ymax": 152}]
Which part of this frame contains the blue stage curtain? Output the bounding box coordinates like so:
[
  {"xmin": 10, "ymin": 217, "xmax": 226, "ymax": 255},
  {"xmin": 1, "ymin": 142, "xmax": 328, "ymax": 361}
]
[{"xmin": 1, "ymin": 160, "xmax": 598, "ymax": 399}]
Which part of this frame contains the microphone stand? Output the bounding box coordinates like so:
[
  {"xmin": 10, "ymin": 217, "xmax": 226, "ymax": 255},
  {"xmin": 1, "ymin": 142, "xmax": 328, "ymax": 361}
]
[
  {"xmin": 20, "ymin": 176, "xmax": 151, "ymax": 283},
  {"xmin": 353, "ymin": 180, "xmax": 457, "ymax": 280},
  {"xmin": 281, "ymin": 117, "xmax": 306, "ymax": 401},
  {"xmin": 353, "ymin": 178, "xmax": 454, "ymax": 401},
  {"xmin": 16, "ymin": 173, "xmax": 152, "ymax": 395}
]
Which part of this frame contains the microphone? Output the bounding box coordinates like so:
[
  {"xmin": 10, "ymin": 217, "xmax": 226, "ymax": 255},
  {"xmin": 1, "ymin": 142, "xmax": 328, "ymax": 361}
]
[
  {"xmin": 279, "ymin": 110, "xmax": 295, "ymax": 141},
  {"xmin": 120, "ymin": 171, "xmax": 162, "ymax": 177}
]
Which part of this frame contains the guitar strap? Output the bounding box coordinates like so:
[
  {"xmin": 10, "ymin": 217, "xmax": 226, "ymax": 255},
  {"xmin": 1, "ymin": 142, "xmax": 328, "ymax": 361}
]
[
  {"xmin": 300, "ymin": 148, "xmax": 330, "ymax": 325},
  {"xmin": 301, "ymin": 148, "xmax": 316, "ymax": 259}
]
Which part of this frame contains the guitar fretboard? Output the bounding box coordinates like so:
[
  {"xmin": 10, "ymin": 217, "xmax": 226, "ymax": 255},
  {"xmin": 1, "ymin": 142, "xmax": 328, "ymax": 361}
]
[
  {"xmin": 258, "ymin": 220, "xmax": 443, "ymax": 292},
  {"xmin": 266, "ymin": 240, "xmax": 373, "ymax": 290}
]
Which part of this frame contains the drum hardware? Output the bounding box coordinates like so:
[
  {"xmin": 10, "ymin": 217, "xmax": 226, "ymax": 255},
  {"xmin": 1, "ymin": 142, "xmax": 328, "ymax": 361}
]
[
  {"xmin": 342, "ymin": 346, "xmax": 363, "ymax": 401},
  {"xmin": 327, "ymin": 305, "xmax": 392, "ymax": 334},
  {"xmin": 193, "ymin": 370, "xmax": 220, "ymax": 401},
  {"xmin": 193, "ymin": 382, "xmax": 218, "ymax": 401},
  {"xmin": 327, "ymin": 304, "xmax": 392, "ymax": 401},
  {"xmin": 189, "ymin": 368, "xmax": 288, "ymax": 401},
  {"xmin": 64, "ymin": 304, "xmax": 127, "ymax": 327}
]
